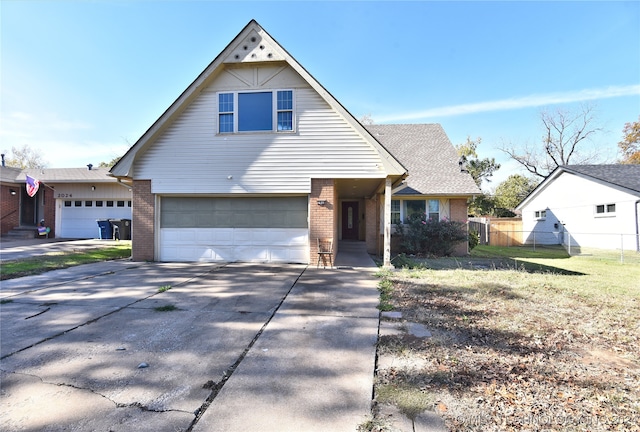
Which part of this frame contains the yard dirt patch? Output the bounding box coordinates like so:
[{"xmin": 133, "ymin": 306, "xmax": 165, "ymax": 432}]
[{"xmin": 371, "ymin": 265, "xmax": 640, "ymax": 431}]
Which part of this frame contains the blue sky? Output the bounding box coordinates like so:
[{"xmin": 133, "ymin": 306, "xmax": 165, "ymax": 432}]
[{"xmin": 1, "ymin": 1, "xmax": 639, "ymax": 189}]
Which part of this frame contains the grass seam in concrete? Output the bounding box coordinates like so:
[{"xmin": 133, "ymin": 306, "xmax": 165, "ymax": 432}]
[{"xmin": 186, "ymin": 266, "xmax": 308, "ymax": 431}]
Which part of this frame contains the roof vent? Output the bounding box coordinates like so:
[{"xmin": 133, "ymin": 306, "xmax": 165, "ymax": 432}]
[{"xmin": 87, "ymin": 164, "xmax": 93, "ymax": 171}]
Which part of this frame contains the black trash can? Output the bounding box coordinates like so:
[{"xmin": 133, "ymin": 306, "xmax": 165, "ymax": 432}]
[
  {"xmin": 97, "ymin": 219, "xmax": 112, "ymax": 240},
  {"xmin": 109, "ymin": 219, "xmax": 132, "ymax": 240}
]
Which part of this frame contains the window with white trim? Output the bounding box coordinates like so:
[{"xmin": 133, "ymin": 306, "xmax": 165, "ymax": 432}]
[
  {"xmin": 218, "ymin": 90, "xmax": 294, "ymax": 133},
  {"xmin": 427, "ymin": 199, "xmax": 440, "ymax": 221},
  {"xmin": 595, "ymin": 203, "xmax": 616, "ymax": 216},
  {"xmin": 389, "ymin": 199, "xmax": 442, "ymax": 224},
  {"xmin": 534, "ymin": 210, "xmax": 547, "ymax": 220},
  {"xmin": 391, "ymin": 200, "xmax": 401, "ymax": 225}
]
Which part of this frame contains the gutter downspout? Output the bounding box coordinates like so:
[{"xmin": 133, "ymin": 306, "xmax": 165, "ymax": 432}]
[{"xmin": 635, "ymin": 200, "xmax": 640, "ymax": 253}]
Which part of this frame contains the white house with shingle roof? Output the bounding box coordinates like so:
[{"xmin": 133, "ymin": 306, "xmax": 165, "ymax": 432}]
[
  {"xmin": 516, "ymin": 164, "xmax": 640, "ymax": 252},
  {"xmin": 109, "ymin": 20, "xmax": 479, "ymax": 264}
]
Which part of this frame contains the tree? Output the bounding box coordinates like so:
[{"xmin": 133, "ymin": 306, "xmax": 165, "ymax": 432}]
[
  {"xmin": 2, "ymin": 145, "xmax": 46, "ymax": 169},
  {"xmin": 618, "ymin": 116, "xmax": 640, "ymax": 164},
  {"xmin": 501, "ymin": 104, "xmax": 602, "ymax": 178},
  {"xmin": 359, "ymin": 114, "xmax": 374, "ymax": 125},
  {"xmin": 494, "ymin": 174, "xmax": 538, "ymax": 210},
  {"xmin": 456, "ymin": 136, "xmax": 500, "ymax": 188},
  {"xmin": 99, "ymin": 156, "xmax": 122, "ymax": 168}
]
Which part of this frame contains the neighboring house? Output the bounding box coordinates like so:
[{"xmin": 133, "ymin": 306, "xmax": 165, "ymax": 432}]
[
  {"xmin": 0, "ymin": 165, "xmax": 132, "ymax": 239},
  {"xmin": 110, "ymin": 20, "xmax": 479, "ymax": 265},
  {"xmin": 516, "ymin": 164, "xmax": 640, "ymax": 252}
]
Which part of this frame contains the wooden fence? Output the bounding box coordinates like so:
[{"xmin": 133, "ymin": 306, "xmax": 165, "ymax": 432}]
[{"xmin": 469, "ymin": 217, "xmax": 523, "ymax": 247}]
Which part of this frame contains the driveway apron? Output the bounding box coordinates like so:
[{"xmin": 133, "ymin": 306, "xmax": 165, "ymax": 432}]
[{"xmin": 0, "ymin": 261, "xmax": 380, "ymax": 431}]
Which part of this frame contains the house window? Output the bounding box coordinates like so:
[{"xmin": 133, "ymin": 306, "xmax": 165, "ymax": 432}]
[
  {"xmin": 277, "ymin": 90, "xmax": 293, "ymax": 131},
  {"xmin": 391, "ymin": 200, "xmax": 400, "ymax": 224},
  {"xmin": 428, "ymin": 199, "xmax": 440, "ymax": 221},
  {"xmin": 535, "ymin": 210, "xmax": 547, "ymax": 220},
  {"xmin": 595, "ymin": 203, "xmax": 616, "ymax": 216},
  {"xmin": 218, "ymin": 90, "xmax": 294, "ymax": 133},
  {"xmin": 404, "ymin": 200, "xmax": 426, "ymax": 222},
  {"xmin": 218, "ymin": 93, "xmax": 234, "ymax": 133}
]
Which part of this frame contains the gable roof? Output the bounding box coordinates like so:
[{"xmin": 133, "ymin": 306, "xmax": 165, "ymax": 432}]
[
  {"xmin": 0, "ymin": 166, "xmax": 119, "ymax": 184},
  {"xmin": 516, "ymin": 164, "xmax": 640, "ymax": 210},
  {"xmin": 365, "ymin": 124, "xmax": 481, "ymax": 196},
  {"xmin": 110, "ymin": 20, "xmax": 406, "ymax": 179}
]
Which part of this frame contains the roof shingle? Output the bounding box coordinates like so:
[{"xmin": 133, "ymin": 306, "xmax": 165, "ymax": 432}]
[{"xmin": 365, "ymin": 124, "xmax": 480, "ymax": 196}]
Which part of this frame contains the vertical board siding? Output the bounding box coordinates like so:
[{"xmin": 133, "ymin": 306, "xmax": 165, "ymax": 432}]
[{"xmin": 135, "ymin": 66, "xmax": 386, "ymax": 194}]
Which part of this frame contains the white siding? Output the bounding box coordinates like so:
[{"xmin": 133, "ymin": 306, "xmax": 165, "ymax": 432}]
[
  {"xmin": 521, "ymin": 172, "xmax": 639, "ymax": 250},
  {"xmin": 134, "ymin": 65, "xmax": 386, "ymax": 194},
  {"xmin": 52, "ymin": 183, "xmax": 132, "ymax": 200}
]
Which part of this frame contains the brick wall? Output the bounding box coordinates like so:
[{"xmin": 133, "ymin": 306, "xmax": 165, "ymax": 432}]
[
  {"xmin": 309, "ymin": 179, "xmax": 336, "ymax": 262},
  {"xmin": 42, "ymin": 186, "xmax": 56, "ymax": 237},
  {"xmin": 132, "ymin": 180, "xmax": 154, "ymax": 261},
  {"xmin": 450, "ymin": 198, "xmax": 469, "ymax": 256},
  {"xmin": 0, "ymin": 184, "xmax": 20, "ymax": 235}
]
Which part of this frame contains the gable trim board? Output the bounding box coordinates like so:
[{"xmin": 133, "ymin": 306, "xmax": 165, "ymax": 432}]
[{"xmin": 111, "ymin": 21, "xmax": 479, "ymax": 264}]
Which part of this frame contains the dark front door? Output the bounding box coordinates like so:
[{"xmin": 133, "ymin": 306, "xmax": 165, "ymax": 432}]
[
  {"xmin": 20, "ymin": 186, "xmax": 37, "ymax": 226},
  {"xmin": 341, "ymin": 201, "xmax": 359, "ymax": 240}
]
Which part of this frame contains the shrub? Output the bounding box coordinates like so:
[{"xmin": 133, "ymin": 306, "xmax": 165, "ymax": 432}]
[
  {"xmin": 468, "ymin": 229, "xmax": 480, "ymax": 251},
  {"xmin": 395, "ymin": 213, "xmax": 468, "ymax": 256}
]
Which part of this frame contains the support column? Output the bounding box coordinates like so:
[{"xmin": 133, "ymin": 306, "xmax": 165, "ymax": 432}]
[{"xmin": 383, "ymin": 177, "xmax": 392, "ymax": 268}]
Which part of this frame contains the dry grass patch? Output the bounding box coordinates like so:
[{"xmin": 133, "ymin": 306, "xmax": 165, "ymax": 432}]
[{"xmin": 373, "ymin": 248, "xmax": 640, "ymax": 431}]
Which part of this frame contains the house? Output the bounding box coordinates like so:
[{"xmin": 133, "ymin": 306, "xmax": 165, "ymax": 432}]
[
  {"xmin": 516, "ymin": 164, "xmax": 640, "ymax": 252},
  {"xmin": 110, "ymin": 20, "xmax": 479, "ymax": 265},
  {"xmin": 0, "ymin": 164, "xmax": 132, "ymax": 239},
  {"xmin": 365, "ymin": 124, "xmax": 480, "ymax": 255}
]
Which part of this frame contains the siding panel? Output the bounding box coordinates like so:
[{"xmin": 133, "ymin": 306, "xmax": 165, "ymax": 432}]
[{"xmin": 135, "ymin": 68, "xmax": 386, "ymax": 194}]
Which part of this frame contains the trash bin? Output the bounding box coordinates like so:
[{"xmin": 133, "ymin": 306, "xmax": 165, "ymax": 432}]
[
  {"xmin": 97, "ymin": 219, "xmax": 112, "ymax": 240},
  {"xmin": 109, "ymin": 219, "xmax": 131, "ymax": 240}
]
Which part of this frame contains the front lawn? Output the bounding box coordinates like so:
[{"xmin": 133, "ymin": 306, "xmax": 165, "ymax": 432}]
[
  {"xmin": 371, "ymin": 246, "xmax": 640, "ymax": 431},
  {"xmin": 0, "ymin": 244, "xmax": 132, "ymax": 280}
]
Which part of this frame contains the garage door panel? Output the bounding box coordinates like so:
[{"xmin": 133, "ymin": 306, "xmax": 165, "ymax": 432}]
[
  {"xmin": 59, "ymin": 200, "xmax": 131, "ymax": 238},
  {"xmin": 160, "ymin": 228, "xmax": 309, "ymax": 263}
]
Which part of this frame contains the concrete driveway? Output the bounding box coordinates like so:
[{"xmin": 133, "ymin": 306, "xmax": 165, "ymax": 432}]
[{"xmin": 0, "ymin": 257, "xmax": 380, "ymax": 431}]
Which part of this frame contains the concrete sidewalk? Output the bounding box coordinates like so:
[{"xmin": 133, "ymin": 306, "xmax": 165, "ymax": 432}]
[{"xmin": 1, "ymin": 254, "xmax": 381, "ymax": 431}]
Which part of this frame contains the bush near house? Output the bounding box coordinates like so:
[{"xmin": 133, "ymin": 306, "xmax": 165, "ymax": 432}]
[{"xmin": 395, "ymin": 214, "xmax": 468, "ymax": 257}]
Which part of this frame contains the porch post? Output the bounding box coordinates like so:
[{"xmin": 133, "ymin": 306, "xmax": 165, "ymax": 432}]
[{"xmin": 383, "ymin": 177, "xmax": 392, "ymax": 268}]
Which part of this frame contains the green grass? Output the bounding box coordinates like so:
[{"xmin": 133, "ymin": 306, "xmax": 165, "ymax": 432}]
[
  {"xmin": 157, "ymin": 285, "xmax": 172, "ymax": 293},
  {"xmin": 0, "ymin": 244, "xmax": 131, "ymax": 280}
]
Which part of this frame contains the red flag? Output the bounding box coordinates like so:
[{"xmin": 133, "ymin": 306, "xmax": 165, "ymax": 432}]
[{"xmin": 26, "ymin": 175, "xmax": 40, "ymax": 198}]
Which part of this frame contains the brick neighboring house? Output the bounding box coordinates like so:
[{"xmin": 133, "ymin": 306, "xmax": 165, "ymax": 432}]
[
  {"xmin": 110, "ymin": 20, "xmax": 479, "ymax": 266},
  {"xmin": 0, "ymin": 165, "xmax": 132, "ymax": 239}
]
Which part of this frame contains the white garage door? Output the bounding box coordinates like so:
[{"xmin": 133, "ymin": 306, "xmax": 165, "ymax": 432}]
[
  {"xmin": 159, "ymin": 197, "xmax": 309, "ymax": 263},
  {"xmin": 59, "ymin": 199, "xmax": 132, "ymax": 238}
]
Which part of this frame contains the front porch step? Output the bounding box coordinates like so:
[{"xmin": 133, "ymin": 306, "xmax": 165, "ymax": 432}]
[
  {"xmin": 5, "ymin": 227, "xmax": 38, "ymax": 239},
  {"xmin": 338, "ymin": 240, "xmax": 367, "ymax": 252}
]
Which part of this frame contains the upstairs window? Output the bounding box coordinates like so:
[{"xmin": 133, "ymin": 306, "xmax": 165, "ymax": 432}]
[{"xmin": 218, "ymin": 90, "xmax": 294, "ymax": 133}]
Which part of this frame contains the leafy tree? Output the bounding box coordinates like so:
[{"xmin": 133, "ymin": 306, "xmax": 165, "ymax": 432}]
[
  {"xmin": 2, "ymin": 145, "xmax": 46, "ymax": 169},
  {"xmin": 494, "ymin": 174, "xmax": 538, "ymax": 210},
  {"xmin": 359, "ymin": 114, "xmax": 374, "ymax": 125},
  {"xmin": 468, "ymin": 193, "xmax": 497, "ymax": 217},
  {"xmin": 618, "ymin": 116, "xmax": 640, "ymax": 164},
  {"xmin": 99, "ymin": 156, "xmax": 122, "ymax": 168},
  {"xmin": 501, "ymin": 104, "xmax": 602, "ymax": 178},
  {"xmin": 456, "ymin": 136, "xmax": 500, "ymax": 188}
]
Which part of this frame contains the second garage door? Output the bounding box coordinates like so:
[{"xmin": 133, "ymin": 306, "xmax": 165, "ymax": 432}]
[{"xmin": 159, "ymin": 196, "xmax": 309, "ymax": 263}]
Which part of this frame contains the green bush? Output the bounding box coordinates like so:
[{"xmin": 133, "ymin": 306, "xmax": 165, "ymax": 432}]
[
  {"xmin": 468, "ymin": 229, "xmax": 480, "ymax": 251},
  {"xmin": 395, "ymin": 214, "xmax": 468, "ymax": 256}
]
